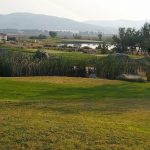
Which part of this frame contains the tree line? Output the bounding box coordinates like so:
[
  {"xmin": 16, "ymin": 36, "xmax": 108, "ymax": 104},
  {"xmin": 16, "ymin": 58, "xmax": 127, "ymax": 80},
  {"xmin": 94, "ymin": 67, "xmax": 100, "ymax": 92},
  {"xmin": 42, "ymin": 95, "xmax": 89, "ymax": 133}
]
[{"xmin": 113, "ymin": 23, "xmax": 150, "ymax": 54}]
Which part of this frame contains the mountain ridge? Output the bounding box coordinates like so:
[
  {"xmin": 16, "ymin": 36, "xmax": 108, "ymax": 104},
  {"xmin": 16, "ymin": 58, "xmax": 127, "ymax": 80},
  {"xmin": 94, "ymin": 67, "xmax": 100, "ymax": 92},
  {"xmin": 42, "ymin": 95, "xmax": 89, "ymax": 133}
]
[
  {"xmin": 0, "ymin": 13, "xmax": 117, "ymax": 34},
  {"xmin": 84, "ymin": 19, "xmax": 150, "ymax": 29}
]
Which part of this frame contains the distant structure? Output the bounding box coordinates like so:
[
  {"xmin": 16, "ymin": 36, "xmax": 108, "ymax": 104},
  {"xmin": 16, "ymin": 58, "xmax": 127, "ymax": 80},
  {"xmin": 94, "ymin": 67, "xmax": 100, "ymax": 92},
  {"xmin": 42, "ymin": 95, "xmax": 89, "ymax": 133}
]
[{"xmin": 0, "ymin": 33, "xmax": 7, "ymax": 42}]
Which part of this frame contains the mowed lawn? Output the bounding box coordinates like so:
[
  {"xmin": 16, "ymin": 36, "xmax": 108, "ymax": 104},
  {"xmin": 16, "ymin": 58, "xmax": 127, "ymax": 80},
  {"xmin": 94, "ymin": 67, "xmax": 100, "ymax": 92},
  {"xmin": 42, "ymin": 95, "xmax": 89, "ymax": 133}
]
[{"xmin": 0, "ymin": 77, "xmax": 150, "ymax": 150}]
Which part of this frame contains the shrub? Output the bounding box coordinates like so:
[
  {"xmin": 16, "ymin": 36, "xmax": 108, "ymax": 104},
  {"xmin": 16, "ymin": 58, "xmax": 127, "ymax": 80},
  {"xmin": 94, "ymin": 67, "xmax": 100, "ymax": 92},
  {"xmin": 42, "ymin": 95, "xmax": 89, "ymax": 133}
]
[{"xmin": 33, "ymin": 50, "xmax": 49, "ymax": 60}]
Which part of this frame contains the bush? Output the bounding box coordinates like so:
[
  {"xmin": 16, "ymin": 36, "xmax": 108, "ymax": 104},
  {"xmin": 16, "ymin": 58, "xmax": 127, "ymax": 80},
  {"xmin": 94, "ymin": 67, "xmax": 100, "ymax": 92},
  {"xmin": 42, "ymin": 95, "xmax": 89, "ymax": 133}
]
[{"xmin": 33, "ymin": 50, "xmax": 49, "ymax": 60}]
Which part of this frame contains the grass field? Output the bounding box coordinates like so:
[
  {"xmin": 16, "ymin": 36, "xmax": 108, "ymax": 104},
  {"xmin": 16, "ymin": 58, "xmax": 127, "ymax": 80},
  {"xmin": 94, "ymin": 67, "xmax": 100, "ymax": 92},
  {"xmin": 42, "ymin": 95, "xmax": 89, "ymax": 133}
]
[
  {"xmin": 0, "ymin": 46, "xmax": 144, "ymax": 62},
  {"xmin": 0, "ymin": 77, "xmax": 150, "ymax": 150},
  {"xmin": 0, "ymin": 46, "xmax": 99, "ymax": 61}
]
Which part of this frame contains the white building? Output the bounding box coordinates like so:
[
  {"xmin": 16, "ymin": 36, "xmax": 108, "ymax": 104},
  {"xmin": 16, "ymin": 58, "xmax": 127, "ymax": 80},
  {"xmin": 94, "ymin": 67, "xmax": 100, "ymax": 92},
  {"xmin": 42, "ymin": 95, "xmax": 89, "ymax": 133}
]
[{"xmin": 0, "ymin": 33, "xmax": 7, "ymax": 41}]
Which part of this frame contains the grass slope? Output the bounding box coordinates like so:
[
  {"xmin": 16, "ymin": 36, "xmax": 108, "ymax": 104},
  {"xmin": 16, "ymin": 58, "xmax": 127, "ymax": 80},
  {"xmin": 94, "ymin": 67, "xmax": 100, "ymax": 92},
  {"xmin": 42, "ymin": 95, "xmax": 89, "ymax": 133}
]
[{"xmin": 0, "ymin": 77, "xmax": 150, "ymax": 149}]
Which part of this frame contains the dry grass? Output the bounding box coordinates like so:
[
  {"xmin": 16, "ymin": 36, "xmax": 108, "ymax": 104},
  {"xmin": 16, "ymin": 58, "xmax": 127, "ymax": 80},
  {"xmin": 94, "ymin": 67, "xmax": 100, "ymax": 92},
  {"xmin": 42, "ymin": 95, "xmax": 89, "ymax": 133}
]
[
  {"xmin": 1, "ymin": 76, "xmax": 121, "ymax": 87},
  {"xmin": 0, "ymin": 99, "xmax": 150, "ymax": 150},
  {"xmin": 0, "ymin": 77, "xmax": 150, "ymax": 149}
]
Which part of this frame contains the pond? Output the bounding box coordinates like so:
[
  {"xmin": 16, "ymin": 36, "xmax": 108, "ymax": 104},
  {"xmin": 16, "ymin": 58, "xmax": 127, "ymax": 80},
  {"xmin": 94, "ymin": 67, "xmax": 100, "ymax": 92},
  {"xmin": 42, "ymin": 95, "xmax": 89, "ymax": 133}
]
[{"xmin": 57, "ymin": 43, "xmax": 115, "ymax": 50}]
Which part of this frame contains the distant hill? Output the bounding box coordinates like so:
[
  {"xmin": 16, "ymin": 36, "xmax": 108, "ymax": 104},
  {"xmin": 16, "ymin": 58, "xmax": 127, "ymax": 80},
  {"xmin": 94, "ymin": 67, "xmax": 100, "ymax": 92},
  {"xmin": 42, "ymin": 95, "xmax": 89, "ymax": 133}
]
[
  {"xmin": 84, "ymin": 20, "xmax": 150, "ymax": 29},
  {"xmin": 0, "ymin": 13, "xmax": 117, "ymax": 34}
]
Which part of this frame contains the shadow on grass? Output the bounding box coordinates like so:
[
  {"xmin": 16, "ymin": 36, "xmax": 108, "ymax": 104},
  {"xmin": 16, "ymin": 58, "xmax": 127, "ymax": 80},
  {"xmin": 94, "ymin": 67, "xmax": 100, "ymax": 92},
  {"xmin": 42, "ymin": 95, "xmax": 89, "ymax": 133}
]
[
  {"xmin": 0, "ymin": 79, "xmax": 150, "ymax": 115},
  {"xmin": 1, "ymin": 98, "xmax": 150, "ymax": 115},
  {"xmin": 29, "ymin": 83, "xmax": 150, "ymax": 100},
  {"xmin": 0, "ymin": 79, "xmax": 150, "ymax": 100}
]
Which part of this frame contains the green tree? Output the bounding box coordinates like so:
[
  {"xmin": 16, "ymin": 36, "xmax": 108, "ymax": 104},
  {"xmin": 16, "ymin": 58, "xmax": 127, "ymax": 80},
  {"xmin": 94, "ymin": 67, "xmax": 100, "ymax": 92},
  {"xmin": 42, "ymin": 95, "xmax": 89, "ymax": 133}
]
[
  {"xmin": 113, "ymin": 28, "xmax": 140, "ymax": 53},
  {"xmin": 98, "ymin": 33, "xmax": 102, "ymax": 41},
  {"xmin": 140, "ymin": 23, "xmax": 150, "ymax": 54},
  {"xmin": 124, "ymin": 28, "xmax": 139, "ymax": 53},
  {"xmin": 112, "ymin": 28, "xmax": 126, "ymax": 53},
  {"xmin": 49, "ymin": 31, "xmax": 57, "ymax": 38},
  {"xmin": 33, "ymin": 50, "xmax": 49, "ymax": 60},
  {"xmin": 101, "ymin": 42, "xmax": 108, "ymax": 54}
]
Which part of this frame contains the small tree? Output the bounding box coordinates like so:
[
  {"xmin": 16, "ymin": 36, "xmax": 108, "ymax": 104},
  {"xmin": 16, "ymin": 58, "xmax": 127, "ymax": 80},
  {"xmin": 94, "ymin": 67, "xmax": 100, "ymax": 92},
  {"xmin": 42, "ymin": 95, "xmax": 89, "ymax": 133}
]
[
  {"xmin": 49, "ymin": 31, "xmax": 57, "ymax": 38},
  {"xmin": 101, "ymin": 42, "xmax": 108, "ymax": 54},
  {"xmin": 98, "ymin": 33, "xmax": 102, "ymax": 41},
  {"xmin": 33, "ymin": 50, "xmax": 49, "ymax": 60}
]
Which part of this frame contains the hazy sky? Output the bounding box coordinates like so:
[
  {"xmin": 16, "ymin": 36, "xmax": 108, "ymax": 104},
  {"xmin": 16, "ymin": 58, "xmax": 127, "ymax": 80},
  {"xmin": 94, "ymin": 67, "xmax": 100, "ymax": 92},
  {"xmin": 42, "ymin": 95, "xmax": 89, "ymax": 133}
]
[{"xmin": 0, "ymin": 0, "xmax": 149, "ymax": 21}]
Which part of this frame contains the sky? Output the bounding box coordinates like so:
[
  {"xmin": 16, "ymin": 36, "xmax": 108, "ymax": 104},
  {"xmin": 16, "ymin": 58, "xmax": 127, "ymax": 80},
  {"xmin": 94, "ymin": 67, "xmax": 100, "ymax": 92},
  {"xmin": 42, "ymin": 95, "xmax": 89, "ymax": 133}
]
[{"xmin": 0, "ymin": 0, "xmax": 149, "ymax": 21}]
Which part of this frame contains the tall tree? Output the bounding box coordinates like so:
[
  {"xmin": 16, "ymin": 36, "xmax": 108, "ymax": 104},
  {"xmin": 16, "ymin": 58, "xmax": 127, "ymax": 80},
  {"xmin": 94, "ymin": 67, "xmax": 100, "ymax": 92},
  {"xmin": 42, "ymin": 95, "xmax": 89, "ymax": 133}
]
[
  {"xmin": 140, "ymin": 23, "xmax": 150, "ymax": 54},
  {"xmin": 112, "ymin": 28, "xmax": 126, "ymax": 53},
  {"xmin": 113, "ymin": 27, "xmax": 140, "ymax": 53}
]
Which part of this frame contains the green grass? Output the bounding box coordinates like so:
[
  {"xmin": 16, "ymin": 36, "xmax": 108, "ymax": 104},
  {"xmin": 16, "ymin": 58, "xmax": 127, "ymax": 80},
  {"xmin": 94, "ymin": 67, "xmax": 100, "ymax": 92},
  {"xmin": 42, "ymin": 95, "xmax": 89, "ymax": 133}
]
[
  {"xmin": 129, "ymin": 55, "xmax": 145, "ymax": 59},
  {"xmin": 0, "ymin": 77, "xmax": 150, "ymax": 149},
  {"xmin": 0, "ymin": 46, "xmax": 99, "ymax": 61},
  {"xmin": 0, "ymin": 77, "xmax": 149, "ymax": 100},
  {"xmin": 47, "ymin": 51, "xmax": 98, "ymax": 61},
  {"xmin": 0, "ymin": 46, "xmax": 36, "ymax": 54},
  {"xmin": 42, "ymin": 37, "xmax": 62, "ymax": 44}
]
